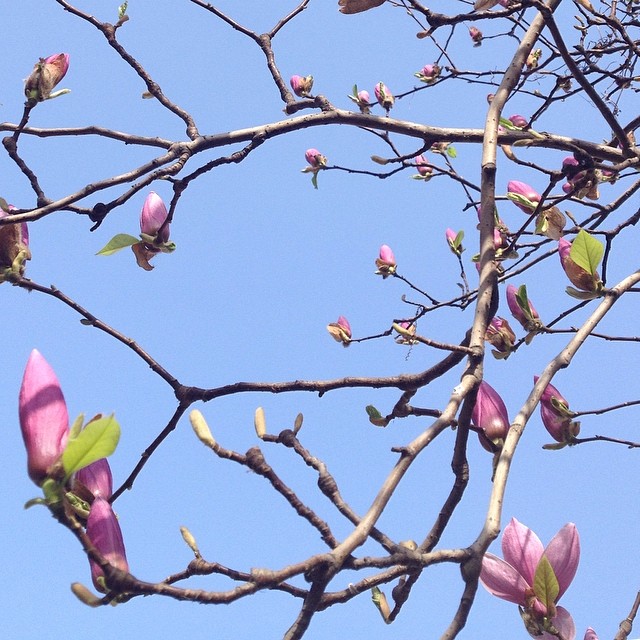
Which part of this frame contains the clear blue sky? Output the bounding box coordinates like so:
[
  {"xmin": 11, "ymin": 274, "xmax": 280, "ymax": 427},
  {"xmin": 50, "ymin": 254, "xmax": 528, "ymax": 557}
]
[{"xmin": 2, "ymin": 2, "xmax": 639, "ymax": 639}]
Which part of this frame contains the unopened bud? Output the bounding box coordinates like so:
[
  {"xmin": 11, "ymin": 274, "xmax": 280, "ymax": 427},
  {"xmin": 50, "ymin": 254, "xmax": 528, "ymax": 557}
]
[
  {"xmin": 189, "ymin": 410, "xmax": 216, "ymax": 448},
  {"xmin": 254, "ymin": 407, "xmax": 267, "ymax": 439},
  {"xmin": 293, "ymin": 412, "xmax": 304, "ymax": 435},
  {"xmin": 180, "ymin": 526, "xmax": 201, "ymax": 556},
  {"xmin": 71, "ymin": 582, "xmax": 102, "ymax": 607}
]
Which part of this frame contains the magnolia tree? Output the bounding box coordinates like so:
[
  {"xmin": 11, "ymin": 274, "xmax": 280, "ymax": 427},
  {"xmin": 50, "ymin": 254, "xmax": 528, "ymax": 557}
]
[{"xmin": 2, "ymin": 1, "xmax": 640, "ymax": 639}]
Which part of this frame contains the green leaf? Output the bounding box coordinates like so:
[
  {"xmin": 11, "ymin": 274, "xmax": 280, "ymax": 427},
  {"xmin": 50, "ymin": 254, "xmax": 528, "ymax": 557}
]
[
  {"xmin": 371, "ymin": 586, "xmax": 391, "ymax": 623},
  {"xmin": 62, "ymin": 415, "xmax": 121, "ymax": 479},
  {"xmin": 0, "ymin": 197, "xmax": 9, "ymax": 212},
  {"xmin": 366, "ymin": 405, "xmax": 382, "ymax": 420},
  {"xmin": 96, "ymin": 233, "xmax": 140, "ymax": 256},
  {"xmin": 68, "ymin": 413, "xmax": 85, "ymax": 440},
  {"xmin": 311, "ymin": 172, "xmax": 319, "ymax": 190},
  {"xmin": 533, "ymin": 555, "xmax": 559, "ymax": 610},
  {"xmin": 565, "ymin": 285, "xmax": 601, "ymax": 300},
  {"xmin": 570, "ymin": 229, "xmax": 603, "ymax": 276},
  {"xmin": 446, "ymin": 145, "xmax": 457, "ymax": 158},
  {"xmin": 454, "ymin": 230, "xmax": 464, "ymax": 247}
]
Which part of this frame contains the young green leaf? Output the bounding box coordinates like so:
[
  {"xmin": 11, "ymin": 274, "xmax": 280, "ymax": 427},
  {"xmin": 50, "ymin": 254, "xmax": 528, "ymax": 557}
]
[
  {"xmin": 96, "ymin": 234, "xmax": 139, "ymax": 256},
  {"xmin": 532, "ymin": 555, "xmax": 559, "ymax": 610},
  {"xmin": 569, "ymin": 229, "xmax": 603, "ymax": 276},
  {"xmin": 62, "ymin": 415, "xmax": 120, "ymax": 479}
]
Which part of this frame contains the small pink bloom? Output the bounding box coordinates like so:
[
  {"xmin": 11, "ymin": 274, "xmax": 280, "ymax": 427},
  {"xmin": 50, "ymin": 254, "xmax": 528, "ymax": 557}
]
[
  {"xmin": 24, "ymin": 53, "xmax": 70, "ymax": 102},
  {"xmin": 86, "ymin": 498, "xmax": 129, "ymax": 593},
  {"xmin": 472, "ymin": 381, "xmax": 510, "ymax": 449},
  {"xmin": 374, "ymin": 82, "xmax": 394, "ymax": 110},
  {"xmin": 19, "ymin": 349, "xmax": 69, "ymax": 485},
  {"xmin": 469, "ymin": 26, "xmax": 483, "ymax": 45},
  {"xmin": 375, "ymin": 244, "xmax": 396, "ymax": 277},
  {"xmin": 481, "ymin": 518, "xmax": 579, "ymax": 636},
  {"xmin": 507, "ymin": 180, "xmax": 541, "ymax": 213},
  {"xmin": 290, "ymin": 75, "xmax": 313, "ymax": 98},
  {"xmin": 304, "ymin": 148, "xmax": 327, "ymax": 169},
  {"xmin": 327, "ymin": 315, "xmax": 352, "ymax": 346},
  {"xmin": 508, "ymin": 114, "xmax": 528, "ymax": 129},
  {"xmin": 75, "ymin": 457, "xmax": 113, "ymax": 499},
  {"xmin": 140, "ymin": 192, "xmax": 170, "ymax": 243},
  {"xmin": 506, "ymin": 284, "xmax": 539, "ymax": 330}
]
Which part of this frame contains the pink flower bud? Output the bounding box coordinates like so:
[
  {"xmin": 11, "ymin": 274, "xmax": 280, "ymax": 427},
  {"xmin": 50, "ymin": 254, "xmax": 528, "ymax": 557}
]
[
  {"xmin": 24, "ymin": 53, "xmax": 70, "ymax": 102},
  {"xmin": 508, "ymin": 114, "xmax": 528, "ymax": 129},
  {"xmin": 485, "ymin": 316, "xmax": 516, "ymax": 357},
  {"xmin": 415, "ymin": 154, "xmax": 433, "ymax": 177},
  {"xmin": 415, "ymin": 64, "xmax": 440, "ymax": 83},
  {"xmin": 583, "ymin": 628, "xmax": 599, "ymax": 640},
  {"xmin": 290, "ymin": 75, "xmax": 314, "ymax": 98},
  {"xmin": 304, "ymin": 148, "xmax": 327, "ymax": 169},
  {"xmin": 75, "ymin": 458, "xmax": 113, "ymax": 499},
  {"xmin": 469, "ymin": 26, "xmax": 483, "ymax": 45},
  {"xmin": 558, "ymin": 237, "xmax": 599, "ymax": 292},
  {"xmin": 562, "ymin": 156, "xmax": 581, "ymax": 178},
  {"xmin": 19, "ymin": 349, "xmax": 69, "ymax": 485},
  {"xmin": 472, "ymin": 381, "xmax": 510, "ymax": 449},
  {"xmin": 506, "ymin": 180, "xmax": 541, "ymax": 213},
  {"xmin": 327, "ymin": 316, "xmax": 352, "ymax": 346},
  {"xmin": 375, "ymin": 244, "xmax": 396, "ymax": 277},
  {"xmin": 374, "ymin": 82, "xmax": 394, "ymax": 110},
  {"xmin": 86, "ymin": 497, "xmax": 129, "ymax": 593},
  {"xmin": 534, "ymin": 376, "xmax": 579, "ymax": 443},
  {"xmin": 140, "ymin": 192, "xmax": 170, "ymax": 243},
  {"xmin": 446, "ymin": 228, "xmax": 463, "ymax": 256},
  {"xmin": 506, "ymin": 284, "xmax": 539, "ymax": 330}
]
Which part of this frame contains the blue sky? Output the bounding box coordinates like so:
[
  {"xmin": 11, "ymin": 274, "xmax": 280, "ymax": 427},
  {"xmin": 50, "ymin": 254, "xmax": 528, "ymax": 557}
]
[{"xmin": 2, "ymin": 2, "xmax": 639, "ymax": 639}]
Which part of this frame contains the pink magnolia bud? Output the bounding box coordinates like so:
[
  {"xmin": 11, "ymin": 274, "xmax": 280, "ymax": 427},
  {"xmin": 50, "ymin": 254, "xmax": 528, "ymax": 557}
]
[
  {"xmin": 534, "ymin": 376, "xmax": 579, "ymax": 443},
  {"xmin": 415, "ymin": 154, "xmax": 433, "ymax": 177},
  {"xmin": 507, "ymin": 180, "xmax": 541, "ymax": 213},
  {"xmin": 395, "ymin": 321, "xmax": 418, "ymax": 345},
  {"xmin": 24, "ymin": 53, "xmax": 70, "ymax": 102},
  {"xmin": 472, "ymin": 381, "xmax": 510, "ymax": 450},
  {"xmin": 304, "ymin": 148, "xmax": 327, "ymax": 169},
  {"xmin": 0, "ymin": 206, "xmax": 30, "ymax": 272},
  {"xmin": 140, "ymin": 192, "xmax": 170, "ymax": 243},
  {"xmin": 561, "ymin": 156, "xmax": 581, "ymax": 178},
  {"xmin": 558, "ymin": 237, "xmax": 599, "ymax": 292},
  {"xmin": 415, "ymin": 64, "xmax": 440, "ymax": 83},
  {"xmin": 75, "ymin": 458, "xmax": 113, "ymax": 499},
  {"xmin": 290, "ymin": 75, "xmax": 314, "ymax": 98},
  {"xmin": 508, "ymin": 114, "xmax": 528, "ymax": 129},
  {"xmin": 374, "ymin": 82, "xmax": 394, "ymax": 110},
  {"xmin": 19, "ymin": 349, "xmax": 69, "ymax": 485},
  {"xmin": 506, "ymin": 284, "xmax": 539, "ymax": 330},
  {"xmin": 485, "ymin": 316, "xmax": 516, "ymax": 357},
  {"xmin": 583, "ymin": 628, "xmax": 599, "ymax": 640},
  {"xmin": 446, "ymin": 228, "xmax": 463, "ymax": 256},
  {"xmin": 86, "ymin": 498, "xmax": 129, "ymax": 593},
  {"xmin": 469, "ymin": 26, "xmax": 483, "ymax": 45},
  {"xmin": 375, "ymin": 244, "xmax": 396, "ymax": 278},
  {"xmin": 327, "ymin": 316, "xmax": 352, "ymax": 346}
]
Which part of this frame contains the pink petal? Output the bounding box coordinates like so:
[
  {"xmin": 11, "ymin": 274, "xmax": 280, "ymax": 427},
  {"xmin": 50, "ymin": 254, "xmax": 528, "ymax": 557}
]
[
  {"xmin": 501, "ymin": 517, "xmax": 544, "ymax": 585},
  {"xmin": 537, "ymin": 606, "xmax": 576, "ymax": 640},
  {"xmin": 480, "ymin": 553, "xmax": 529, "ymax": 604},
  {"xmin": 544, "ymin": 523, "xmax": 580, "ymax": 599}
]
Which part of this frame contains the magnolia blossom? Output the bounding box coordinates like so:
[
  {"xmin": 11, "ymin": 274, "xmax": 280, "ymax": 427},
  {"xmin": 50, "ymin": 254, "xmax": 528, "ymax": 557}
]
[
  {"xmin": 75, "ymin": 457, "xmax": 113, "ymax": 500},
  {"xmin": 327, "ymin": 316, "xmax": 351, "ymax": 346},
  {"xmin": 506, "ymin": 284, "xmax": 540, "ymax": 331},
  {"xmin": 481, "ymin": 518, "xmax": 580, "ymax": 640},
  {"xmin": 86, "ymin": 498, "xmax": 129, "ymax": 593},
  {"xmin": 446, "ymin": 228, "xmax": 463, "ymax": 256},
  {"xmin": 415, "ymin": 64, "xmax": 440, "ymax": 83},
  {"xmin": 374, "ymin": 82, "xmax": 394, "ymax": 110},
  {"xmin": 508, "ymin": 114, "xmax": 529, "ymax": 129},
  {"xmin": 304, "ymin": 148, "xmax": 327, "ymax": 169},
  {"xmin": 469, "ymin": 25, "xmax": 483, "ymax": 45},
  {"xmin": 140, "ymin": 192, "xmax": 170, "ymax": 243},
  {"xmin": 558, "ymin": 237, "xmax": 600, "ymax": 292},
  {"xmin": 472, "ymin": 381, "xmax": 510, "ymax": 450},
  {"xmin": 24, "ymin": 53, "xmax": 70, "ymax": 102},
  {"xmin": 534, "ymin": 376, "xmax": 579, "ymax": 443},
  {"xmin": 348, "ymin": 88, "xmax": 371, "ymax": 113},
  {"xmin": 394, "ymin": 321, "xmax": 418, "ymax": 345},
  {"xmin": 507, "ymin": 180, "xmax": 541, "ymax": 214},
  {"xmin": 485, "ymin": 316, "xmax": 516, "ymax": 357},
  {"xmin": 375, "ymin": 244, "xmax": 396, "ymax": 278},
  {"xmin": 289, "ymin": 74, "xmax": 313, "ymax": 98},
  {"xmin": 414, "ymin": 154, "xmax": 433, "ymax": 178},
  {"xmin": 19, "ymin": 349, "xmax": 69, "ymax": 485},
  {"xmin": 583, "ymin": 628, "xmax": 598, "ymax": 640}
]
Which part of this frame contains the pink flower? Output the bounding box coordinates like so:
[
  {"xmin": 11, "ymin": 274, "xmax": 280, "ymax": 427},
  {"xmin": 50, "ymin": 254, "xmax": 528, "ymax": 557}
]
[
  {"xmin": 19, "ymin": 350, "xmax": 69, "ymax": 485},
  {"xmin": 374, "ymin": 82, "xmax": 394, "ymax": 110},
  {"xmin": 508, "ymin": 114, "xmax": 529, "ymax": 129},
  {"xmin": 86, "ymin": 498, "xmax": 129, "ymax": 593},
  {"xmin": 75, "ymin": 458, "xmax": 113, "ymax": 500},
  {"xmin": 140, "ymin": 192, "xmax": 170, "ymax": 243},
  {"xmin": 485, "ymin": 317, "xmax": 516, "ymax": 357},
  {"xmin": 415, "ymin": 64, "xmax": 440, "ymax": 83},
  {"xmin": 472, "ymin": 381, "xmax": 510, "ymax": 450},
  {"xmin": 506, "ymin": 284, "xmax": 540, "ymax": 330},
  {"xmin": 415, "ymin": 154, "xmax": 433, "ymax": 178},
  {"xmin": 507, "ymin": 180, "xmax": 541, "ymax": 213},
  {"xmin": 290, "ymin": 75, "xmax": 314, "ymax": 98},
  {"xmin": 583, "ymin": 628, "xmax": 598, "ymax": 640},
  {"xmin": 327, "ymin": 316, "xmax": 352, "ymax": 346},
  {"xmin": 481, "ymin": 518, "xmax": 580, "ymax": 639},
  {"xmin": 534, "ymin": 376, "xmax": 579, "ymax": 443},
  {"xmin": 375, "ymin": 244, "xmax": 396, "ymax": 277},
  {"xmin": 24, "ymin": 53, "xmax": 70, "ymax": 102},
  {"xmin": 558, "ymin": 237, "xmax": 599, "ymax": 292},
  {"xmin": 304, "ymin": 148, "xmax": 327, "ymax": 169}
]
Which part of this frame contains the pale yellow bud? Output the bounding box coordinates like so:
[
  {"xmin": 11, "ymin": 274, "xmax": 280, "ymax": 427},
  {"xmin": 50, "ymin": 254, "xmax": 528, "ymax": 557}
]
[
  {"xmin": 189, "ymin": 410, "xmax": 216, "ymax": 447},
  {"xmin": 254, "ymin": 407, "xmax": 266, "ymax": 439}
]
